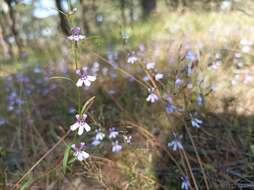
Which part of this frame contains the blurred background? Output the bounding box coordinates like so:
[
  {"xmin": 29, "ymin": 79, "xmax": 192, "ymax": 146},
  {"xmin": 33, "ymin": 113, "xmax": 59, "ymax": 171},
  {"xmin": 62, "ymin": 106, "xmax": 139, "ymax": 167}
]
[{"xmin": 1, "ymin": 0, "xmax": 254, "ymax": 189}]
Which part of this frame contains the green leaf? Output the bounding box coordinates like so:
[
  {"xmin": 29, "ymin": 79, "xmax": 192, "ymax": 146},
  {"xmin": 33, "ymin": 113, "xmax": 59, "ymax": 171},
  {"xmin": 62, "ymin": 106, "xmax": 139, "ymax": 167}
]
[
  {"xmin": 68, "ymin": 157, "xmax": 77, "ymax": 165},
  {"xmin": 19, "ymin": 175, "xmax": 33, "ymax": 190},
  {"xmin": 81, "ymin": 96, "xmax": 96, "ymax": 115},
  {"xmin": 49, "ymin": 76, "xmax": 75, "ymax": 84},
  {"xmin": 62, "ymin": 144, "xmax": 72, "ymax": 174}
]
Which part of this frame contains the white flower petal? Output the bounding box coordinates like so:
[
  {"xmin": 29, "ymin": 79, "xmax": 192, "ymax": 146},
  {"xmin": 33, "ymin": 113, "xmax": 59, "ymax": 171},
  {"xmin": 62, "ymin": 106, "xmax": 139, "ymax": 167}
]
[
  {"xmin": 87, "ymin": 75, "xmax": 96, "ymax": 81},
  {"xmin": 70, "ymin": 122, "xmax": 79, "ymax": 131},
  {"xmin": 78, "ymin": 126, "xmax": 84, "ymax": 135},
  {"xmin": 84, "ymin": 123, "xmax": 91, "ymax": 132},
  {"xmin": 83, "ymin": 79, "xmax": 91, "ymax": 87},
  {"xmin": 76, "ymin": 79, "xmax": 84, "ymax": 87},
  {"xmin": 81, "ymin": 151, "xmax": 89, "ymax": 159}
]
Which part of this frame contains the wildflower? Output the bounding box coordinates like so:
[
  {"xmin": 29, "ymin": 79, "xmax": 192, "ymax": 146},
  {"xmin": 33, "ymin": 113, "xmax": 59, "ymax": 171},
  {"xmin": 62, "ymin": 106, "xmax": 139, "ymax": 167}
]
[
  {"xmin": 181, "ymin": 176, "xmax": 191, "ymax": 190},
  {"xmin": 124, "ymin": 135, "xmax": 132, "ymax": 144},
  {"xmin": 91, "ymin": 61, "xmax": 100, "ymax": 74},
  {"xmin": 127, "ymin": 52, "xmax": 138, "ymax": 64},
  {"xmin": 68, "ymin": 106, "xmax": 76, "ymax": 115},
  {"xmin": 112, "ymin": 141, "xmax": 122, "ymax": 152},
  {"xmin": 76, "ymin": 67, "xmax": 96, "ymax": 87},
  {"xmin": 196, "ymin": 93, "xmax": 204, "ymax": 106},
  {"xmin": 166, "ymin": 102, "xmax": 177, "ymax": 113},
  {"xmin": 96, "ymin": 13, "xmax": 104, "ymax": 24},
  {"xmin": 71, "ymin": 142, "xmax": 89, "ymax": 161},
  {"xmin": 109, "ymin": 127, "xmax": 119, "ymax": 139},
  {"xmin": 91, "ymin": 138, "xmax": 102, "ymax": 146},
  {"xmin": 235, "ymin": 53, "xmax": 241, "ymax": 58},
  {"xmin": 175, "ymin": 78, "xmax": 183, "ymax": 87},
  {"xmin": 146, "ymin": 88, "xmax": 159, "ymax": 103},
  {"xmin": 185, "ymin": 51, "xmax": 197, "ymax": 62},
  {"xmin": 168, "ymin": 133, "xmax": 183, "ymax": 151},
  {"xmin": 155, "ymin": 73, "xmax": 163, "ymax": 81},
  {"xmin": 146, "ymin": 62, "xmax": 155, "ymax": 70},
  {"xmin": 33, "ymin": 66, "xmax": 41, "ymax": 73},
  {"xmin": 190, "ymin": 115, "xmax": 203, "ymax": 128},
  {"xmin": 0, "ymin": 118, "xmax": 5, "ymax": 127},
  {"xmin": 143, "ymin": 76, "xmax": 149, "ymax": 81},
  {"xmin": 70, "ymin": 114, "xmax": 91, "ymax": 135},
  {"xmin": 95, "ymin": 129, "xmax": 105, "ymax": 141},
  {"xmin": 68, "ymin": 27, "xmax": 86, "ymax": 41}
]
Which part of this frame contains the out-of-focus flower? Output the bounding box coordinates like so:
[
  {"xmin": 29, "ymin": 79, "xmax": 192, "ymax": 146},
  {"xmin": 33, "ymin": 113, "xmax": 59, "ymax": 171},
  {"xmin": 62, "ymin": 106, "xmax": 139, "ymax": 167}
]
[
  {"xmin": 175, "ymin": 78, "xmax": 183, "ymax": 87},
  {"xmin": 220, "ymin": 0, "xmax": 231, "ymax": 11},
  {"xmin": 70, "ymin": 114, "xmax": 91, "ymax": 135},
  {"xmin": 68, "ymin": 106, "xmax": 76, "ymax": 115},
  {"xmin": 0, "ymin": 118, "xmax": 6, "ymax": 127},
  {"xmin": 109, "ymin": 127, "xmax": 119, "ymax": 139},
  {"xmin": 71, "ymin": 142, "xmax": 89, "ymax": 161},
  {"xmin": 112, "ymin": 141, "xmax": 122, "ymax": 152},
  {"xmin": 181, "ymin": 176, "xmax": 191, "ymax": 190},
  {"xmin": 185, "ymin": 51, "xmax": 197, "ymax": 62},
  {"xmin": 95, "ymin": 129, "xmax": 105, "ymax": 141},
  {"xmin": 91, "ymin": 138, "xmax": 102, "ymax": 146},
  {"xmin": 91, "ymin": 61, "xmax": 100, "ymax": 74},
  {"xmin": 146, "ymin": 88, "xmax": 159, "ymax": 103},
  {"xmin": 146, "ymin": 62, "xmax": 155, "ymax": 70},
  {"xmin": 76, "ymin": 67, "xmax": 96, "ymax": 87},
  {"xmin": 166, "ymin": 102, "xmax": 177, "ymax": 113},
  {"xmin": 127, "ymin": 52, "xmax": 138, "ymax": 64},
  {"xmin": 155, "ymin": 73, "xmax": 163, "ymax": 81},
  {"xmin": 33, "ymin": 66, "xmax": 41, "ymax": 73},
  {"xmin": 196, "ymin": 93, "xmax": 204, "ymax": 106},
  {"xmin": 190, "ymin": 114, "xmax": 203, "ymax": 128},
  {"xmin": 168, "ymin": 133, "xmax": 183, "ymax": 151},
  {"xmin": 124, "ymin": 135, "xmax": 132, "ymax": 144},
  {"xmin": 68, "ymin": 27, "xmax": 86, "ymax": 41},
  {"xmin": 143, "ymin": 76, "xmax": 149, "ymax": 81},
  {"xmin": 96, "ymin": 13, "xmax": 104, "ymax": 24}
]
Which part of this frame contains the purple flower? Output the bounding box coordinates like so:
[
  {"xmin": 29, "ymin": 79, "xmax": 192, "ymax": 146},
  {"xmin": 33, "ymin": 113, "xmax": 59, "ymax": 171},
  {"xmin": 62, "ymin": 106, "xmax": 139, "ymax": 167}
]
[
  {"xmin": 155, "ymin": 73, "xmax": 163, "ymax": 81},
  {"xmin": 68, "ymin": 27, "xmax": 86, "ymax": 41},
  {"xmin": 175, "ymin": 78, "xmax": 183, "ymax": 87},
  {"xmin": 91, "ymin": 138, "xmax": 101, "ymax": 146},
  {"xmin": 146, "ymin": 62, "xmax": 155, "ymax": 70},
  {"xmin": 0, "ymin": 118, "xmax": 6, "ymax": 127},
  {"xmin": 196, "ymin": 93, "xmax": 204, "ymax": 106},
  {"xmin": 71, "ymin": 142, "xmax": 89, "ymax": 161},
  {"xmin": 166, "ymin": 102, "xmax": 177, "ymax": 113},
  {"xmin": 70, "ymin": 114, "xmax": 91, "ymax": 135},
  {"xmin": 146, "ymin": 88, "xmax": 159, "ymax": 103},
  {"xmin": 112, "ymin": 141, "xmax": 122, "ymax": 152},
  {"xmin": 124, "ymin": 135, "xmax": 132, "ymax": 144},
  {"xmin": 95, "ymin": 129, "xmax": 105, "ymax": 141},
  {"xmin": 109, "ymin": 127, "xmax": 119, "ymax": 139},
  {"xmin": 181, "ymin": 176, "xmax": 190, "ymax": 190},
  {"xmin": 190, "ymin": 114, "xmax": 203, "ymax": 128},
  {"xmin": 76, "ymin": 67, "xmax": 96, "ymax": 87},
  {"xmin": 185, "ymin": 50, "xmax": 197, "ymax": 62},
  {"xmin": 168, "ymin": 133, "xmax": 183, "ymax": 151},
  {"xmin": 127, "ymin": 52, "xmax": 138, "ymax": 64},
  {"xmin": 68, "ymin": 107, "xmax": 76, "ymax": 115}
]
